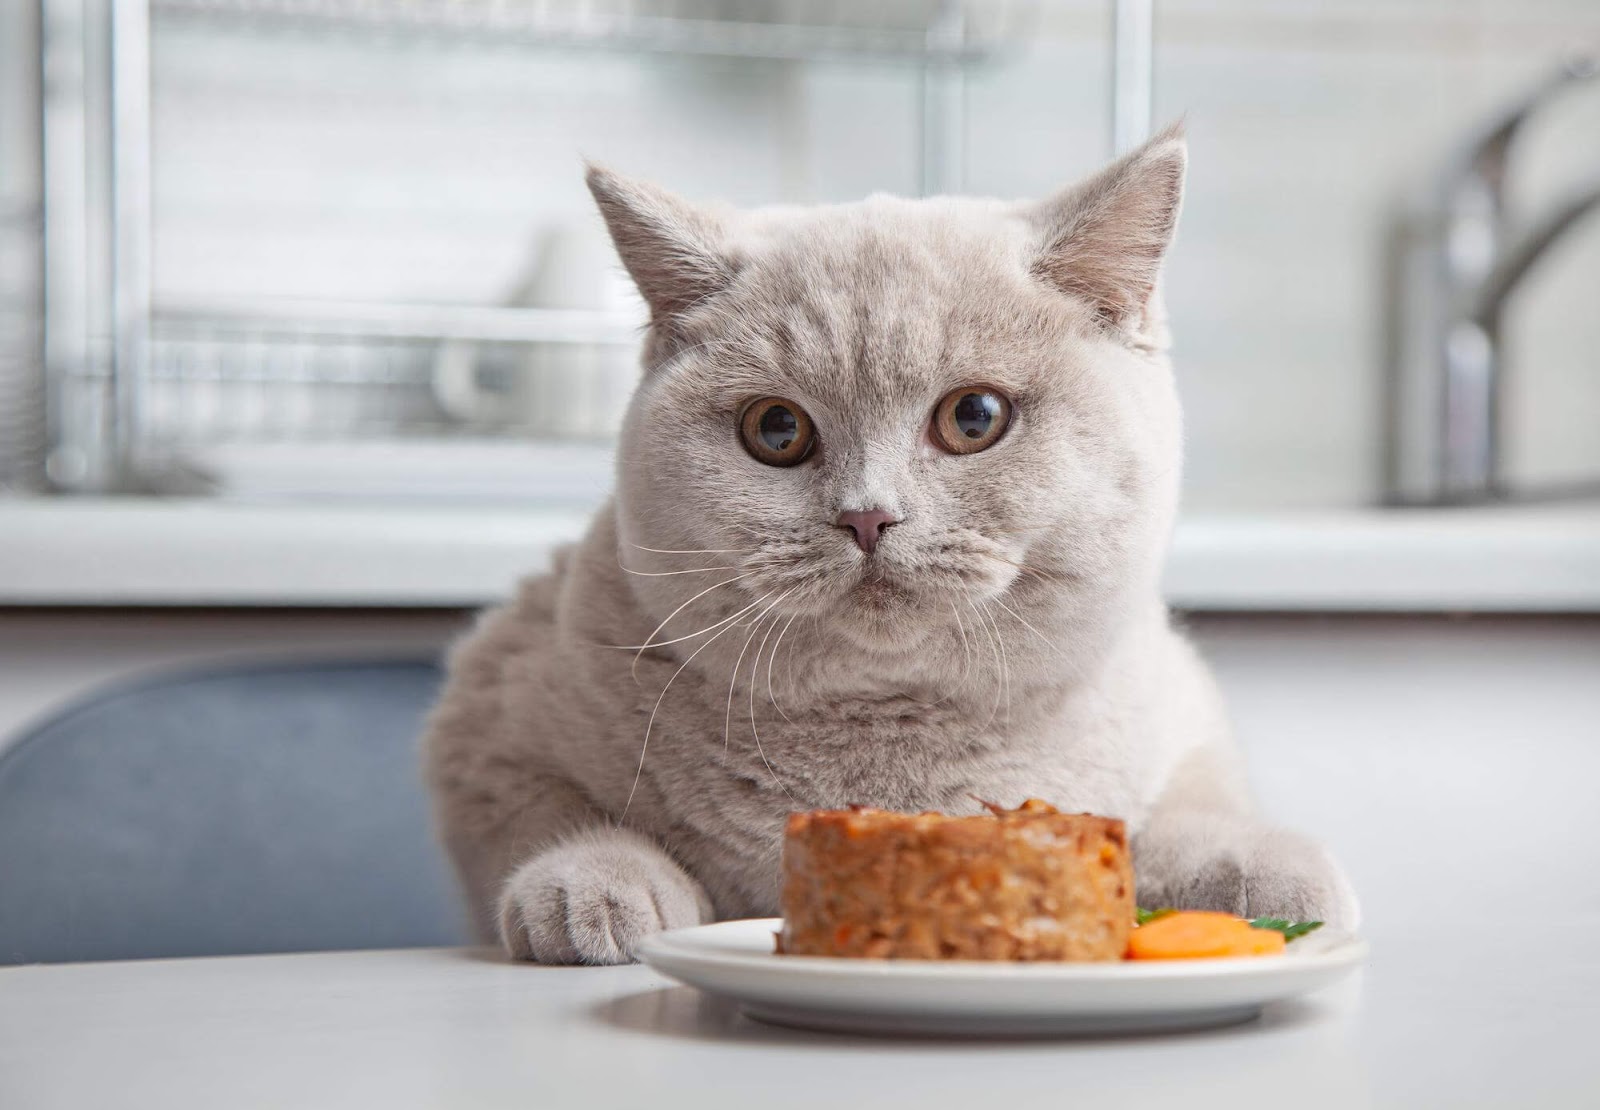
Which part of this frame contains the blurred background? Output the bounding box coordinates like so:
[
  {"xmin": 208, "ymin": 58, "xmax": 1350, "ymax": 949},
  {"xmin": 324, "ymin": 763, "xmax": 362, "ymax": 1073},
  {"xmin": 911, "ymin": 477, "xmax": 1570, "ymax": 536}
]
[
  {"xmin": 4, "ymin": 0, "xmax": 1598, "ymax": 506},
  {"xmin": 0, "ymin": 1, "xmax": 1596, "ymax": 967}
]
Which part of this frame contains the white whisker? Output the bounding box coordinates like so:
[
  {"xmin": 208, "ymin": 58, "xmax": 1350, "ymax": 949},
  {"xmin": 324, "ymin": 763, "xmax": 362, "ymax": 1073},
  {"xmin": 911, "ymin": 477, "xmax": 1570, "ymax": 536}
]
[
  {"xmin": 784, "ymin": 617, "xmax": 819, "ymax": 713},
  {"xmin": 626, "ymin": 543, "xmax": 753, "ymax": 555},
  {"xmin": 725, "ymin": 590, "xmax": 793, "ymax": 753},
  {"xmin": 610, "ymin": 571, "xmax": 753, "ymax": 681},
  {"xmin": 993, "ymin": 597, "xmax": 1055, "ymax": 651},
  {"xmin": 912, "ymin": 605, "xmax": 967, "ymax": 710},
  {"xmin": 785, "ymin": 613, "xmax": 819, "ymax": 712},
  {"xmin": 617, "ymin": 593, "xmax": 771, "ymax": 827},
  {"xmin": 984, "ymin": 602, "xmax": 1012, "ymax": 727},
  {"xmin": 618, "ymin": 564, "xmax": 741, "ymax": 577},
  {"xmin": 747, "ymin": 605, "xmax": 798, "ymax": 803},
  {"xmin": 968, "ymin": 599, "xmax": 1005, "ymax": 731},
  {"xmin": 614, "ymin": 592, "xmax": 767, "ymax": 660},
  {"xmin": 936, "ymin": 600, "xmax": 974, "ymax": 704},
  {"xmin": 953, "ymin": 602, "xmax": 975, "ymax": 687},
  {"xmin": 747, "ymin": 606, "xmax": 784, "ymax": 741},
  {"xmin": 765, "ymin": 612, "xmax": 800, "ymax": 723}
]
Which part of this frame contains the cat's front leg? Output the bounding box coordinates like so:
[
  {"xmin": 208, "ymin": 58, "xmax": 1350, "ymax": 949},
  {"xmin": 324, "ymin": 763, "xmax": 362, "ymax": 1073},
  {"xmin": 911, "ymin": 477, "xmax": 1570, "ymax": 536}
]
[
  {"xmin": 1134, "ymin": 808, "xmax": 1360, "ymax": 931},
  {"xmin": 499, "ymin": 828, "xmax": 714, "ymax": 965}
]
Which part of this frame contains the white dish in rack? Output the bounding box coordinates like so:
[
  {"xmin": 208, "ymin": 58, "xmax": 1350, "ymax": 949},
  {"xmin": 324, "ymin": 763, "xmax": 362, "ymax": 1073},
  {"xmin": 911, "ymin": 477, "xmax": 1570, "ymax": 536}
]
[{"xmin": 636, "ymin": 917, "xmax": 1366, "ymax": 1037}]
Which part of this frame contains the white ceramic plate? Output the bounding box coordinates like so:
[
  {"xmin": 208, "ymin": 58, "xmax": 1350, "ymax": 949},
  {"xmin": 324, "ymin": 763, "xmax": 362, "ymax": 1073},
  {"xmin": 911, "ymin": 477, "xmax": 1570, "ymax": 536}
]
[{"xmin": 637, "ymin": 918, "xmax": 1367, "ymax": 1037}]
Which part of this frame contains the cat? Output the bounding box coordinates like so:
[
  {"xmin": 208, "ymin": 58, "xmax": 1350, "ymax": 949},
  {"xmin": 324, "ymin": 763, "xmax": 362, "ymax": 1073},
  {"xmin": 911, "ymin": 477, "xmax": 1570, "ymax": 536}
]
[{"xmin": 423, "ymin": 124, "xmax": 1359, "ymax": 964}]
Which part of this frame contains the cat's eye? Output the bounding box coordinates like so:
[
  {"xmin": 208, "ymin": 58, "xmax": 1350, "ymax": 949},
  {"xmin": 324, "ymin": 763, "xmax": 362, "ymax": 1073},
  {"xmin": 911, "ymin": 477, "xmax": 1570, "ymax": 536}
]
[
  {"xmin": 740, "ymin": 397, "xmax": 816, "ymax": 467},
  {"xmin": 932, "ymin": 387, "xmax": 1012, "ymax": 454}
]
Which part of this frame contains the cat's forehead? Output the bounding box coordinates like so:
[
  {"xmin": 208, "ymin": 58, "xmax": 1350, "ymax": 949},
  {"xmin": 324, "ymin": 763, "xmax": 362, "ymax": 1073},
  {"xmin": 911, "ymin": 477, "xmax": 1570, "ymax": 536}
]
[
  {"xmin": 688, "ymin": 196, "xmax": 1069, "ymax": 407},
  {"xmin": 741, "ymin": 195, "xmax": 1028, "ymax": 290}
]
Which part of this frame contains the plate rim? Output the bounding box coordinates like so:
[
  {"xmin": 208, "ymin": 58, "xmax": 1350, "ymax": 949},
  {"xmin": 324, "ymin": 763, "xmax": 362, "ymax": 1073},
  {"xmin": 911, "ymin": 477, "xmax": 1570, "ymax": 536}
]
[{"xmin": 637, "ymin": 916, "xmax": 1369, "ymax": 982}]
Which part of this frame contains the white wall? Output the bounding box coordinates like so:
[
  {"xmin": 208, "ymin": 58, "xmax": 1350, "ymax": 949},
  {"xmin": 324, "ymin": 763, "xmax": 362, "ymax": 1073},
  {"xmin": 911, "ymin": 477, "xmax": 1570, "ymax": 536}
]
[
  {"xmin": 144, "ymin": 0, "xmax": 1600, "ymax": 506},
  {"xmin": 1192, "ymin": 613, "xmax": 1600, "ymax": 930}
]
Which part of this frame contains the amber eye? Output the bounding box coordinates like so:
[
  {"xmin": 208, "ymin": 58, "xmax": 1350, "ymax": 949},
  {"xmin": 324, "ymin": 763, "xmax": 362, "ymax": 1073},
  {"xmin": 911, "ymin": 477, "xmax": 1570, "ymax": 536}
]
[
  {"xmin": 740, "ymin": 398, "xmax": 816, "ymax": 467},
  {"xmin": 932, "ymin": 388, "xmax": 1011, "ymax": 454}
]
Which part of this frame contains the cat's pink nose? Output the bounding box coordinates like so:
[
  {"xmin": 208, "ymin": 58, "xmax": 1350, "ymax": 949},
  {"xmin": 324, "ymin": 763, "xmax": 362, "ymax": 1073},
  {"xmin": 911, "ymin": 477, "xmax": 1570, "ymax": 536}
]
[{"xmin": 835, "ymin": 508, "xmax": 900, "ymax": 554}]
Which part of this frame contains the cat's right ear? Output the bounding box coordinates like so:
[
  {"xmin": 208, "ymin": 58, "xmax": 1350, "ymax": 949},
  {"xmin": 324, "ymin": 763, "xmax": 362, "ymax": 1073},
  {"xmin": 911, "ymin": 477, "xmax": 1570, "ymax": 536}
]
[
  {"xmin": 584, "ymin": 165, "xmax": 734, "ymax": 327},
  {"xmin": 1026, "ymin": 123, "xmax": 1187, "ymax": 339}
]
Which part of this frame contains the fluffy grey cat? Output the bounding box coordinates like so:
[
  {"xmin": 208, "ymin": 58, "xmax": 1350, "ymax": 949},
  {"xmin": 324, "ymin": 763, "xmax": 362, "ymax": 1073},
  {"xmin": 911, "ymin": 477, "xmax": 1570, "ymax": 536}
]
[{"xmin": 424, "ymin": 126, "xmax": 1358, "ymax": 964}]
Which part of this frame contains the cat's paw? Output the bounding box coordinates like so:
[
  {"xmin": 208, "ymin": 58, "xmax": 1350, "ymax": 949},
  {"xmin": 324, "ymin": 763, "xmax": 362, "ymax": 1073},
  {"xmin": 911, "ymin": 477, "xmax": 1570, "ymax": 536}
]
[
  {"xmin": 1234, "ymin": 831, "xmax": 1359, "ymax": 930},
  {"xmin": 498, "ymin": 829, "xmax": 714, "ymax": 965},
  {"xmin": 1136, "ymin": 815, "xmax": 1359, "ymax": 931}
]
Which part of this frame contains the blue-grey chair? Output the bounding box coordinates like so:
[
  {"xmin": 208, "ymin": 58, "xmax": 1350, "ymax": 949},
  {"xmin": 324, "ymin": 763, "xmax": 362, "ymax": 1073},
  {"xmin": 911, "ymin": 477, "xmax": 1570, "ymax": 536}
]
[{"xmin": 0, "ymin": 659, "xmax": 473, "ymax": 964}]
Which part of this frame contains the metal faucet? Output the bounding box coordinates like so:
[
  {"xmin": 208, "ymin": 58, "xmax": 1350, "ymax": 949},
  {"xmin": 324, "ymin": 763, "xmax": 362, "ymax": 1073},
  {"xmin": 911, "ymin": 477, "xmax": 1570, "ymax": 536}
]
[{"xmin": 1385, "ymin": 55, "xmax": 1600, "ymax": 505}]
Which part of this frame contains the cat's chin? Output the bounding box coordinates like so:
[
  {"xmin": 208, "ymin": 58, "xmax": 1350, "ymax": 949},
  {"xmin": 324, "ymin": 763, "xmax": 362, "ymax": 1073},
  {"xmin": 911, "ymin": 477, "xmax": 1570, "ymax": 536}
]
[
  {"xmin": 829, "ymin": 612, "xmax": 927, "ymax": 654},
  {"xmin": 847, "ymin": 573, "xmax": 920, "ymax": 611},
  {"xmin": 822, "ymin": 575, "xmax": 956, "ymax": 652}
]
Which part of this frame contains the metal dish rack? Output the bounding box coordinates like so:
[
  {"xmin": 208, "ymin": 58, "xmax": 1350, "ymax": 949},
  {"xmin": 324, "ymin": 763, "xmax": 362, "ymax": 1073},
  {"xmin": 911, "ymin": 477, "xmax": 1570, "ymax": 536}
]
[{"xmin": 31, "ymin": 0, "xmax": 1146, "ymax": 496}]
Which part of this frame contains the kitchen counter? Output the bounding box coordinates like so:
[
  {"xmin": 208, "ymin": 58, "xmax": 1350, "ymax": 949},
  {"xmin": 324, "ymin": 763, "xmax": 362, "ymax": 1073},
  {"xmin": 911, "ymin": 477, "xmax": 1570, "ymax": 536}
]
[
  {"xmin": 3, "ymin": 497, "xmax": 1599, "ymax": 611},
  {"xmin": 1, "ymin": 926, "xmax": 1594, "ymax": 1110}
]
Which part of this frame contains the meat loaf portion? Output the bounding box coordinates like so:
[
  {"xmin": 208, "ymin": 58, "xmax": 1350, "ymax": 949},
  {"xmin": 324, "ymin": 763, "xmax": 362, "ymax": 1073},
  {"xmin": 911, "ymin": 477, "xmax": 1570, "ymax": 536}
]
[{"xmin": 777, "ymin": 799, "xmax": 1133, "ymax": 961}]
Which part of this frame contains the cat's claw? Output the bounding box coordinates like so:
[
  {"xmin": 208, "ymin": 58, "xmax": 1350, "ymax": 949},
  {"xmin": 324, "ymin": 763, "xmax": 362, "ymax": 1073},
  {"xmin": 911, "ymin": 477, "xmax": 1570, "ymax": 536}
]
[{"xmin": 498, "ymin": 830, "xmax": 713, "ymax": 965}]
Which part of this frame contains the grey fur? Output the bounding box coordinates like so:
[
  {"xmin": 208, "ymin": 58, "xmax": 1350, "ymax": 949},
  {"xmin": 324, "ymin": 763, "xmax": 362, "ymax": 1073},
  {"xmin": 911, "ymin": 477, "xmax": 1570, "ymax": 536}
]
[{"xmin": 423, "ymin": 127, "xmax": 1359, "ymax": 964}]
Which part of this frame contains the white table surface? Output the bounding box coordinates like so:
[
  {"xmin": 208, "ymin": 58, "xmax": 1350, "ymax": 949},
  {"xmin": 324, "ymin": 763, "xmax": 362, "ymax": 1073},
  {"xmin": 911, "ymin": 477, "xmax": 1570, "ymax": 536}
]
[{"xmin": 2, "ymin": 925, "xmax": 1595, "ymax": 1110}]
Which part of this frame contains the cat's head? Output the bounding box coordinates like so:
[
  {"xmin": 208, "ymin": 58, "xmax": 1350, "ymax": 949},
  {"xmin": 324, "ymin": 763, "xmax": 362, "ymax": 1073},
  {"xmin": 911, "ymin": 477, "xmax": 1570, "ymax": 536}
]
[{"xmin": 593, "ymin": 128, "xmax": 1187, "ymax": 657}]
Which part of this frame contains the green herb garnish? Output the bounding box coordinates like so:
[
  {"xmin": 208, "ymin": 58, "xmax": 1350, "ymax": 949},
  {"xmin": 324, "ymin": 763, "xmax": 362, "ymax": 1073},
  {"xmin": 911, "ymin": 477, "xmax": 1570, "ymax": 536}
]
[
  {"xmin": 1135, "ymin": 907, "xmax": 1176, "ymax": 926},
  {"xmin": 1247, "ymin": 917, "xmax": 1324, "ymax": 941}
]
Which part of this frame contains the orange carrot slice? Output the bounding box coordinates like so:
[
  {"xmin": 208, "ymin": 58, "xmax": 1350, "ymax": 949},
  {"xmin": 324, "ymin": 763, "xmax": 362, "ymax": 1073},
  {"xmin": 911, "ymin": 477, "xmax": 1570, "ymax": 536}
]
[{"xmin": 1126, "ymin": 911, "xmax": 1288, "ymax": 959}]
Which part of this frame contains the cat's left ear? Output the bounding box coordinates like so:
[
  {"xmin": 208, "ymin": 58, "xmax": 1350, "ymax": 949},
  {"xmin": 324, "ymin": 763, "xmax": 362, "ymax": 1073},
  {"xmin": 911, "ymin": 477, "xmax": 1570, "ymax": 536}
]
[
  {"xmin": 1027, "ymin": 122, "xmax": 1186, "ymax": 337},
  {"xmin": 585, "ymin": 165, "xmax": 734, "ymax": 327}
]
